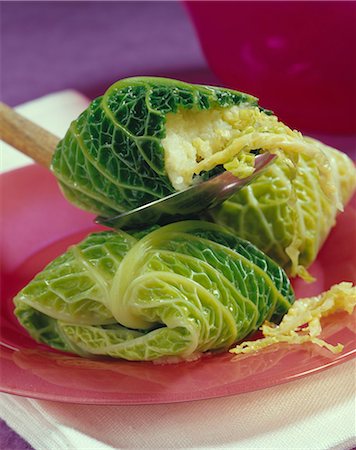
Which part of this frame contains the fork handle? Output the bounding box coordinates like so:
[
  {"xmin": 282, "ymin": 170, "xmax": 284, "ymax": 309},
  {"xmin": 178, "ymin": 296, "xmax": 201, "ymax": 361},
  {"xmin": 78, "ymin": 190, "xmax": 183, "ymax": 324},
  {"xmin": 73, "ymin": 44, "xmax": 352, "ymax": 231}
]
[{"xmin": 0, "ymin": 102, "xmax": 60, "ymax": 168}]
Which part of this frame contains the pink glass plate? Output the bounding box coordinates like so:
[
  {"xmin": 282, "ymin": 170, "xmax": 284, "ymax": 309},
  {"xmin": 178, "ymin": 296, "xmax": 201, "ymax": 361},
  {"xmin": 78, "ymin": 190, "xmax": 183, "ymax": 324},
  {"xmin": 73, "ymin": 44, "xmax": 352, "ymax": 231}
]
[{"xmin": 1, "ymin": 165, "xmax": 355, "ymax": 405}]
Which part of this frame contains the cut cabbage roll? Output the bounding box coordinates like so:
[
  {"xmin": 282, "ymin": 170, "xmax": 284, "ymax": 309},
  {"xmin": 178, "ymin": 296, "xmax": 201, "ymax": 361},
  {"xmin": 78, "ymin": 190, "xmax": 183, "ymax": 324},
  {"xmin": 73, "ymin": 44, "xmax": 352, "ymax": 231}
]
[
  {"xmin": 14, "ymin": 221, "xmax": 295, "ymax": 361},
  {"xmin": 51, "ymin": 77, "xmax": 356, "ymax": 278}
]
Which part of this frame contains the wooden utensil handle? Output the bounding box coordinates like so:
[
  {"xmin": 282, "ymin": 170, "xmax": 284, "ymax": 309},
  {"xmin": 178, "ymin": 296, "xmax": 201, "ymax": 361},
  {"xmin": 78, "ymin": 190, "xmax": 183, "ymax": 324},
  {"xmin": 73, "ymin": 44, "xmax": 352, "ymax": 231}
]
[{"xmin": 0, "ymin": 102, "xmax": 60, "ymax": 168}]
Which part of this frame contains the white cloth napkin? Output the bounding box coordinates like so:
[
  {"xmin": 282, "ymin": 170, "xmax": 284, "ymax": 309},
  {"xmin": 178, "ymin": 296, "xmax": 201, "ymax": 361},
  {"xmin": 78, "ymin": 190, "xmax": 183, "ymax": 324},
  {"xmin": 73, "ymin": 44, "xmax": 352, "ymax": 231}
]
[
  {"xmin": 0, "ymin": 361, "xmax": 355, "ymax": 450},
  {"xmin": 1, "ymin": 91, "xmax": 355, "ymax": 450}
]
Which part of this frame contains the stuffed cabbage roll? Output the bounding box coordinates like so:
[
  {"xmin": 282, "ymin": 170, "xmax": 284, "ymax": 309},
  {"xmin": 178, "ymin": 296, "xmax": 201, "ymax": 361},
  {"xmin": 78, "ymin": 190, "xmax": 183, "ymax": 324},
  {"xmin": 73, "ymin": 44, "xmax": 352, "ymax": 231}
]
[
  {"xmin": 14, "ymin": 221, "xmax": 295, "ymax": 361},
  {"xmin": 51, "ymin": 77, "xmax": 356, "ymax": 278}
]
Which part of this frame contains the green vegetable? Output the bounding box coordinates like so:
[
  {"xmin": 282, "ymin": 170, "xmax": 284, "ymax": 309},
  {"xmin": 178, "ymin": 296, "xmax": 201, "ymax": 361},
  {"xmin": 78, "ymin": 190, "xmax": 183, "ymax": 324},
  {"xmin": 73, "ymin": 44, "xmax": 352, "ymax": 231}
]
[
  {"xmin": 208, "ymin": 144, "xmax": 356, "ymax": 279},
  {"xmin": 52, "ymin": 77, "xmax": 258, "ymax": 217},
  {"xmin": 14, "ymin": 221, "xmax": 295, "ymax": 361},
  {"xmin": 51, "ymin": 77, "xmax": 356, "ymax": 278}
]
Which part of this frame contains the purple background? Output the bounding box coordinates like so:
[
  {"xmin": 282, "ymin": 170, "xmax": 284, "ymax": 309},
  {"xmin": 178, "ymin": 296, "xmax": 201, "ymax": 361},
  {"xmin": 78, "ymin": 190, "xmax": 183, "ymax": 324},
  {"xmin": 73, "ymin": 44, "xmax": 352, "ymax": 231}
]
[{"xmin": 1, "ymin": 1, "xmax": 220, "ymax": 107}]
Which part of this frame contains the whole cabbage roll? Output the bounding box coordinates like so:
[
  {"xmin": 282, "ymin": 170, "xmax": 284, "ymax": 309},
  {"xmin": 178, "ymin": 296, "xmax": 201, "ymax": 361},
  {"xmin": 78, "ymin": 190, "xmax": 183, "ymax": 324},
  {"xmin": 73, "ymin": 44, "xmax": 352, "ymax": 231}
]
[
  {"xmin": 51, "ymin": 77, "xmax": 356, "ymax": 278},
  {"xmin": 14, "ymin": 221, "xmax": 295, "ymax": 361}
]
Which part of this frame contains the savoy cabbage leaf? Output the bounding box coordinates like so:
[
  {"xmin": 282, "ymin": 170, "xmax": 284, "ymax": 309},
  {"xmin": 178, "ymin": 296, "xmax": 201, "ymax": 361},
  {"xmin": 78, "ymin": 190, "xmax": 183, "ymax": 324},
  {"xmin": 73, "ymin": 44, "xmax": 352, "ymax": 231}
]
[
  {"xmin": 14, "ymin": 221, "xmax": 295, "ymax": 361},
  {"xmin": 51, "ymin": 77, "xmax": 356, "ymax": 278}
]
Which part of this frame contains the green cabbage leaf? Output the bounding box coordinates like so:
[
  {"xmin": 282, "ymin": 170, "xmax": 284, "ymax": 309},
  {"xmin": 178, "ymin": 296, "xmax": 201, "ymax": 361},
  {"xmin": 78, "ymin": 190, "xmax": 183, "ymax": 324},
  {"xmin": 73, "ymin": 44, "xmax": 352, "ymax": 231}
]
[
  {"xmin": 52, "ymin": 77, "xmax": 258, "ymax": 216},
  {"xmin": 208, "ymin": 144, "xmax": 356, "ymax": 279},
  {"xmin": 51, "ymin": 77, "xmax": 356, "ymax": 278},
  {"xmin": 14, "ymin": 221, "xmax": 295, "ymax": 361}
]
